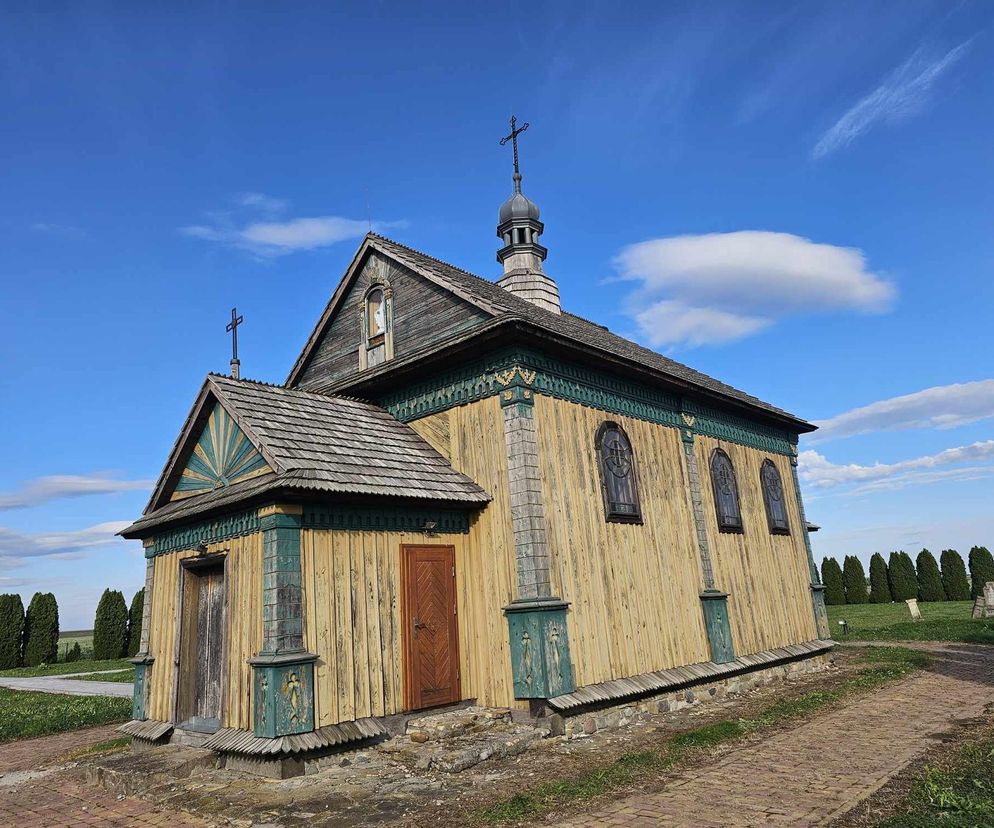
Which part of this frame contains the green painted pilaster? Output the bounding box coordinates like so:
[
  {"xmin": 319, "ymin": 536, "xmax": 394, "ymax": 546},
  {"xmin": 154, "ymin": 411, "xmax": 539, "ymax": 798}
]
[
  {"xmin": 251, "ymin": 506, "xmax": 316, "ymax": 737},
  {"xmin": 130, "ymin": 657, "xmax": 153, "ymax": 720},
  {"xmin": 788, "ymin": 453, "xmax": 832, "ymax": 640},
  {"xmin": 505, "ymin": 598, "xmax": 575, "ymax": 698},
  {"xmin": 249, "ymin": 653, "xmax": 317, "ymax": 738},
  {"xmin": 129, "ymin": 555, "xmax": 155, "ymax": 720},
  {"xmin": 680, "ymin": 413, "xmax": 737, "ymax": 663}
]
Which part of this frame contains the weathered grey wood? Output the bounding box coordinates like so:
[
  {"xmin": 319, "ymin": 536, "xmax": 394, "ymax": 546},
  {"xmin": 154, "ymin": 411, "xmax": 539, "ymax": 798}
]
[{"xmin": 296, "ymin": 251, "xmax": 490, "ymax": 390}]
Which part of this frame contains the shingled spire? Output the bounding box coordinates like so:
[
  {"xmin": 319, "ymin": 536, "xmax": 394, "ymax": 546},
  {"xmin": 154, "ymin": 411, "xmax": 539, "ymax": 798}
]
[{"xmin": 496, "ymin": 116, "xmax": 561, "ymax": 315}]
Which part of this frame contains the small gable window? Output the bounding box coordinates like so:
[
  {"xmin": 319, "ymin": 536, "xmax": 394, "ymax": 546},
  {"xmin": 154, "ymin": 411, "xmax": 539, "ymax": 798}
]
[
  {"xmin": 760, "ymin": 459, "xmax": 790, "ymax": 535},
  {"xmin": 595, "ymin": 421, "xmax": 642, "ymax": 524},
  {"xmin": 709, "ymin": 448, "xmax": 742, "ymax": 533},
  {"xmin": 359, "ymin": 284, "xmax": 393, "ymax": 369}
]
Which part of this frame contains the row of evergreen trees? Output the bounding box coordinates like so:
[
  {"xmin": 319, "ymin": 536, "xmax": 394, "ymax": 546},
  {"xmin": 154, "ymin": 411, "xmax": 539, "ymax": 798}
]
[
  {"xmin": 821, "ymin": 546, "xmax": 994, "ymax": 606},
  {"xmin": 0, "ymin": 588, "xmax": 145, "ymax": 669}
]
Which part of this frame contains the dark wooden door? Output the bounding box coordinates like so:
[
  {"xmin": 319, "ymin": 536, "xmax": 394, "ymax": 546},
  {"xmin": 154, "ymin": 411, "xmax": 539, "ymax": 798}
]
[
  {"xmin": 402, "ymin": 545, "xmax": 460, "ymax": 710},
  {"xmin": 176, "ymin": 558, "xmax": 226, "ymax": 731},
  {"xmin": 194, "ymin": 564, "xmax": 225, "ymax": 724}
]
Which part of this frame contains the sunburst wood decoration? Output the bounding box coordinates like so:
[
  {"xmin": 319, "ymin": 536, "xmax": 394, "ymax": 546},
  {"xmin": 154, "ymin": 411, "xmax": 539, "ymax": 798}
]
[{"xmin": 171, "ymin": 403, "xmax": 270, "ymax": 501}]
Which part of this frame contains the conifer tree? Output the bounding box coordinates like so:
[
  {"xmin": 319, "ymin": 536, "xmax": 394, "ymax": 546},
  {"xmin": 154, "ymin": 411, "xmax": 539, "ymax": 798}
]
[
  {"xmin": 22, "ymin": 592, "xmax": 59, "ymax": 667},
  {"xmin": 916, "ymin": 549, "xmax": 945, "ymax": 602},
  {"xmin": 843, "ymin": 555, "xmax": 868, "ymax": 604},
  {"xmin": 888, "ymin": 551, "xmax": 919, "ymax": 601},
  {"xmin": 969, "ymin": 546, "xmax": 994, "ymax": 600},
  {"xmin": 869, "ymin": 553, "xmax": 892, "ymax": 603},
  {"xmin": 0, "ymin": 594, "xmax": 25, "ymax": 669},
  {"xmin": 93, "ymin": 589, "xmax": 128, "ymax": 660},
  {"xmin": 126, "ymin": 588, "xmax": 145, "ymax": 657},
  {"xmin": 821, "ymin": 557, "xmax": 846, "ymax": 606},
  {"xmin": 940, "ymin": 549, "xmax": 971, "ymax": 601}
]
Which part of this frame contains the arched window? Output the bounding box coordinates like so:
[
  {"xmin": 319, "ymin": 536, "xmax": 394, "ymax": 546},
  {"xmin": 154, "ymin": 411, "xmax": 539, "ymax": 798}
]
[
  {"xmin": 709, "ymin": 448, "xmax": 742, "ymax": 532},
  {"xmin": 595, "ymin": 422, "xmax": 642, "ymax": 523},
  {"xmin": 359, "ymin": 284, "xmax": 393, "ymax": 369},
  {"xmin": 760, "ymin": 459, "xmax": 790, "ymax": 535}
]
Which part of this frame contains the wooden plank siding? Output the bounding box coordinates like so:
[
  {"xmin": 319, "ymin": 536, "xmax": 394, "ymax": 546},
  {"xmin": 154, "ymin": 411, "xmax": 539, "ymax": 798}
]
[
  {"xmin": 533, "ymin": 395, "xmax": 711, "ymax": 687},
  {"xmin": 301, "ymin": 397, "xmax": 522, "ymax": 725},
  {"xmin": 295, "ymin": 251, "xmax": 491, "ymax": 390},
  {"xmin": 146, "ymin": 531, "xmax": 263, "ymax": 729},
  {"xmin": 693, "ymin": 435, "xmax": 818, "ymax": 654}
]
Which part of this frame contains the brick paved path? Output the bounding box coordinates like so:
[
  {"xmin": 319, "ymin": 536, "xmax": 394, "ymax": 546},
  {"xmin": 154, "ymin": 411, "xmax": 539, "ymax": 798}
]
[
  {"xmin": 565, "ymin": 644, "xmax": 994, "ymax": 827},
  {"xmin": 0, "ymin": 726, "xmax": 211, "ymax": 827}
]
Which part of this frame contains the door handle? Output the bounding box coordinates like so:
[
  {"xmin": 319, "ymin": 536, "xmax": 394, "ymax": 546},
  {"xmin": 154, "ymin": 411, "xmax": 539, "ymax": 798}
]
[{"xmin": 413, "ymin": 617, "xmax": 427, "ymax": 631}]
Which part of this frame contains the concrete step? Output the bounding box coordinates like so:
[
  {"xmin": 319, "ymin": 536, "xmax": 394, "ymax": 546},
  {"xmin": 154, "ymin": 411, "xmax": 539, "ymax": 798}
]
[{"xmin": 81, "ymin": 744, "xmax": 217, "ymax": 798}]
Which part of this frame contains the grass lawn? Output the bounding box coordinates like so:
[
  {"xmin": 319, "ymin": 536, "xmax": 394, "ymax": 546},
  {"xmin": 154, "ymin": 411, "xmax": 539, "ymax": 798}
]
[
  {"xmin": 0, "ymin": 687, "xmax": 131, "ymax": 743},
  {"xmin": 874, "ymin": 726, "xmax": 994, "ymax": 826},
  {"xmin": 0, "ymin": 658, "xmax": 133, "ymax": 678},
  {"xmin": 479, "ymin": 647, "xmax": 926, "ymax": 824},
  {"xmin": 827, "ymin": 600, "xmax": 994, "ymax": 644}
]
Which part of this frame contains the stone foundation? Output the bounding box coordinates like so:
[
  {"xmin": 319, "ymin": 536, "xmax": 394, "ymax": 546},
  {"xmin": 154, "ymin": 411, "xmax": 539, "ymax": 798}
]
[{"xmin": 556, "ymin": 651, "xmax": 833, "ymax": 739}]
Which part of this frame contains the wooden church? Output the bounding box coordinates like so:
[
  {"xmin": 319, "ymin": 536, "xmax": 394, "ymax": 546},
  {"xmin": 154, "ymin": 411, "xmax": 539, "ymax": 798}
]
[{"xmin": 121, "ymin": 127, "xmax": 831, "ymax": 773}]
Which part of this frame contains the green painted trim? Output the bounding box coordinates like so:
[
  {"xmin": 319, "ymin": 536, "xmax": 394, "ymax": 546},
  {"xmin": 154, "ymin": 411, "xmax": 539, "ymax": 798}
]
[
  {"xmin": 301, "ymin": 505, "xmax": 471, "ymax": 534},
  {"xmin": 147, "ymin": 509, "xmax": 262, "ymax": 557},
  {"xmin": 379, "ymin": 347, "xmax": 796, "ymax": 456},
  {"xmin": 252, "ymin": 657, "xmax": 315, "ymax": 738},
  {"xmin": 700, "ymin": 591, "xmax": 735, "ymax": 664},
  {"xmin": 505, "ymin": 599, "xmax": 576, "ymax": 699}
]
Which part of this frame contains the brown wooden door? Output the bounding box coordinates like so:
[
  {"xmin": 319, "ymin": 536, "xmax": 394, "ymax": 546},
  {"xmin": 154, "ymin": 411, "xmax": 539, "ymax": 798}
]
[{"xmin": 402, "ymin": 545, "xmax": 460, "ymax": 710}]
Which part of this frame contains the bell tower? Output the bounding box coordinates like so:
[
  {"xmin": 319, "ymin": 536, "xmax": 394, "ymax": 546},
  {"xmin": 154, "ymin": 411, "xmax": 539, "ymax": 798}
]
[{"xmin": 496, "ymin": 116, "xmax": 561, "ymax": 315}]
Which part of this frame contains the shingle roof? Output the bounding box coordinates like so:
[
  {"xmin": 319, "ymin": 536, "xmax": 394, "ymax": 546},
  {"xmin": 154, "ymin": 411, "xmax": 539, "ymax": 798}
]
[
  {"xmin": 122, "ymin": 374, "xmax": 490, "ymax": 537},
  {"xmin": 306, "ymin": 234, "xmax": 810, "ymax": 429}
]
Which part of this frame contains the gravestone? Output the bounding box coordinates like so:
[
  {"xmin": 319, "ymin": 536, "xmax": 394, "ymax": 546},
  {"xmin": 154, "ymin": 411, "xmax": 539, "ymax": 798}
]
[
  {"xmin": 973, "ymin": 596, "xmax": 985, "ymax": 620},
  {"xmin": 905, "ymin": 598, "xmax": 922, "ymax": 622},
  {"xmin": 984, "ymin": 582, "xmax": 994, "ymax": 619}
]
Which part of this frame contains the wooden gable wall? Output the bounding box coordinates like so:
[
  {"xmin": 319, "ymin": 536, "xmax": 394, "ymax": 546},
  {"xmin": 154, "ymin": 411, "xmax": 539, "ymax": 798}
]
[{"xmin": 295, "ymin": 251, "xmax": 491, "ymax": 390}]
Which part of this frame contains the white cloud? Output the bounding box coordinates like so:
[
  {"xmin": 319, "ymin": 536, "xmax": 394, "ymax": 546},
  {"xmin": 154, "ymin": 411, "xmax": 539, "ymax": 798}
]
[
  {"xmin": 614, "ymin": 231, "xmax": 895, "ymax": 348},
  {"xmin": 241, "ymin": 217, "xmax": 371, "ymax": 251},
  {"xmin": 798, "ymin": 440, "xmax": 994, "ymax": 492},
  {"xmin": 0, "ymin": 474, "xmax": 153, "ymax": 510},
  {"xmin": 812, "ymin": 379, "xmax": 994, "ymax": 443},
  {"xmin": 181, "ymin": 193, "xmax": 406, "ymax": 257},
  {"xmin": 813, "ymin": 40, "xmax": 971, "ymax": 159},
  {"xmin": 0, "ymin": 521, "xmax": 133, "ymax": 566}
]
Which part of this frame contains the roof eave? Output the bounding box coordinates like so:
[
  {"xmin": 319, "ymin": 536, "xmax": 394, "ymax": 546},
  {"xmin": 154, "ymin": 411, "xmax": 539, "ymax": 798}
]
[{"xmin": 323, "ymin": 316, "xmax": 816, "ymax": 433}]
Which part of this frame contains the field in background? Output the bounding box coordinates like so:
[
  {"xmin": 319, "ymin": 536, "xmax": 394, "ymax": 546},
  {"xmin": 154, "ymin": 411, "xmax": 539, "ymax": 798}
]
[
  {"xmin": 58, "ymin": 629, "xmax": 94, "ymax": 661},
  {"xmin": 827, "ymin": 600, "xmax": 994, "ymax": 644}
]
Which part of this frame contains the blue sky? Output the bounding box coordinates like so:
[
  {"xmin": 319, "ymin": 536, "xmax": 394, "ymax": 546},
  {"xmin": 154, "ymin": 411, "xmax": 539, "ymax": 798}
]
[{"xmin": 1, "ymin": 1, "xmax": 992, "ymax": 627}]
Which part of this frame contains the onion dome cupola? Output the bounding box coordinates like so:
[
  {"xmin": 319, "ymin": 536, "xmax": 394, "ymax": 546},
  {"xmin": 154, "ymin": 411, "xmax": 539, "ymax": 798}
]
[{"xmin": 495, "ymin": 116, "xmax": 561, "ymax": 315}]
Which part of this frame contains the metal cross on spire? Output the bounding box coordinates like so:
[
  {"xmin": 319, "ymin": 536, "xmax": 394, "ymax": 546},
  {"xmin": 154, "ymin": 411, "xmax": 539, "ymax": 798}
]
[
  {"xmin": 226, "ymin": 307, "xmax": 243, "ymax": 379},
  {"xmin": 499, "ymin": 115, "xmax": 530, "ymax": 189}
]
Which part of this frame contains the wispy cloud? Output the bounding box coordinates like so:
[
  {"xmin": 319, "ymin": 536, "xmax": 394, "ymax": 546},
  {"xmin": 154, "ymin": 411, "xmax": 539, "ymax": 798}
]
[
  {"xmin": 0, "ymin": 521, "xmax": 133, "ymax": 567},
  {"xmin": 813, "ymin": 39, "xmax": 972, "ymax": 159},
  {"xmin": 614, "ymin": 231, "xmax": 895, "ymax": 348},
  {"xmin": 0, "ymin": 474, "xmax": 153, "ymax": 511},
  {"xmin": 29, "ymin": 222, "xmax": 87, "ymax": 239},
  {"xmin": 811, "ymin": 380, "xmax": 994, "ymax": 443},
  {"xmin": 182, "ymin": 193, "xmax": 406, "ymax": 257},
  {"xmin": 798, "ymin": 440, "xmax": 994, "ymax": 493}
]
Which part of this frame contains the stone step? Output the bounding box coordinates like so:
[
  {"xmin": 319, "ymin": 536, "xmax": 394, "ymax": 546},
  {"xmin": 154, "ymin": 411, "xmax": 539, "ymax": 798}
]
[
  {"xmin": 415, "ymin": 727, "xmax": 542, "ymax": 773},
  {"xmin": 81, "ymin": 744, "xmax": 217, "ymax": 798},
  {"xmin": 405, "ymin": 705, "xmax": 512, "ymax": 741}
]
